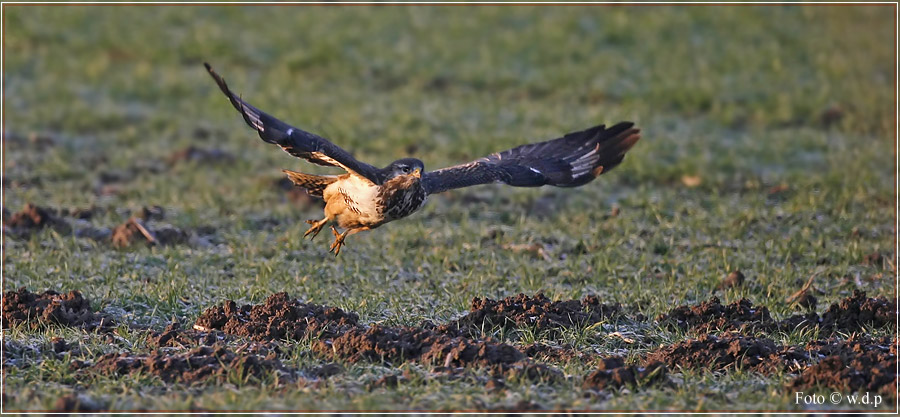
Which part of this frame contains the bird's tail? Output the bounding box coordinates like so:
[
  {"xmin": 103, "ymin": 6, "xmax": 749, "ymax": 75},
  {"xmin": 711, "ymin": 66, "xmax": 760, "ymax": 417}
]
[
  {"xmin": 282, "ymin": 170, "xmax": 338, "ymax": 198},
  {"xmin": 588, "ymin": 122, "xmax": 641, "ymax": 178}
]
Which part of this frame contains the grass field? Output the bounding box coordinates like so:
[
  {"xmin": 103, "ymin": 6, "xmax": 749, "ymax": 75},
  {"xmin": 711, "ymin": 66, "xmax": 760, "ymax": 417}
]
[{"xmin": 2, "ymin": 5, "xmax": 897, "ymax": 412}]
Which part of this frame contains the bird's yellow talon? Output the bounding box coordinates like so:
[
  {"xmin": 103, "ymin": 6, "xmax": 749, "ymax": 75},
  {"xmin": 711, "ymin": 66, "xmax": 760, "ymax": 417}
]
[
  {"xmin": 303, "ymin": 219, "xmax": 328, "ymax": 240},
  {"xmin": 328, "ymin": 226, "xmax": 353, "ymax": 256}
]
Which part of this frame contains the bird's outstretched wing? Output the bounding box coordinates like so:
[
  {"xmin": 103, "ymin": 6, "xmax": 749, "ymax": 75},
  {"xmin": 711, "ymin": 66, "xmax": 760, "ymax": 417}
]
[
  {"xmin": 205, "ymin": 63, "xmax": 382, "ymax": 184},
  {"xmin": 422, "ymin": 122, "xmax": 640, "ymax": 195}
]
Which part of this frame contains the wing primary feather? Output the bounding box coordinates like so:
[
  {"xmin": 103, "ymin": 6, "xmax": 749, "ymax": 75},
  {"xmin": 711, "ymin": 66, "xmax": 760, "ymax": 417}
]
[
  {"xmin": 423, "ymin": 122, "xmax": 640, "ymax": 194},
  {"xmin": 205, "ymin": 63, "xmax": 384, "ymax": 184}
]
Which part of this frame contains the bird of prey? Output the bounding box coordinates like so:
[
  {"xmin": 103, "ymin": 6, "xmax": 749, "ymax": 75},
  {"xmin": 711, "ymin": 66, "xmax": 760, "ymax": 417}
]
[{"xmin": 205, "ymin": 63, "xmax": 640, "ymax": 255}]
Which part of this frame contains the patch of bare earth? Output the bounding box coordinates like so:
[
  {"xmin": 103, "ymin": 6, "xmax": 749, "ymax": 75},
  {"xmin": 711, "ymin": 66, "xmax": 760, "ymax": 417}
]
[
  {"xmin": 657, "ymin": 291, "xmax": 896, "ymax": 335},
  {"xmin": 437, "ymin": 293, "xmax": 624, "ymax": 338},
  {"xmin": 315, "ymin": 324, "xmax": 518, "ymax": 365},
  {"xmin": 3, "ymin": 204, "xmax": 71, "ymax": 237},
  {"xmin": 193, "ymin": 292, "xmax": 359, "ymax": 341},
  {"xmin": 91, "ymin": 344, "xmax": 295, "ymax": 385},
  {"xmin": 657, "ymin": 297, "xmax": 776, "ymax": 334},
  {"xmin": 2, "ymin": 203, "xmax": 214, "ymax": 247},
  {"xmin": 789, "ymin": 336, "xmax": 897, "ymax": 400},
  {"xmin": 1, "ymin": 288, "xmax": 111, "ymax": 330},
  {"xmin": 110, "ymin": 217, "xmax": 190, "ymax": 248},
  {"xmin": 195, "ymin": 293, "xmax": 564, "ymax": 383},
  {"xmin": 10, "ymin": 289, "xmax": 895, "ymax": 397},
  {"xmin": 818, "ymin": 290, "xmax": 896, "ymax": 331},
  {"xmin": 640, "ymin": 334, "xmax": 809, "ymax": 375}
]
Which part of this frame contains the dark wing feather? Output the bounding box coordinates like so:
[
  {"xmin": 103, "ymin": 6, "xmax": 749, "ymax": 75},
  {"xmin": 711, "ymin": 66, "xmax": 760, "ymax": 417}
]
[
  {"xmin": 423, "ymin": 122, "xmax": 640, "ymax": 195},
  {"xmin": 205, "ymin": 63, "xmax": 382, "ymax": 184}
]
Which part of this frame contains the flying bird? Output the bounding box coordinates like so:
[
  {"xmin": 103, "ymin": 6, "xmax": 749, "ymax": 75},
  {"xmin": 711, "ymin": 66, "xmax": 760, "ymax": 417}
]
[{"xmin": 205, "ymin": 63, "xmax": 641, "ymax": 255}]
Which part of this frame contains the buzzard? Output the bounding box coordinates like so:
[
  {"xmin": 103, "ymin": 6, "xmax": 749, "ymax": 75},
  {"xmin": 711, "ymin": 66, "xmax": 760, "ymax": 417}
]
[{"xmin": 205, "ymin": 64, "xmax": 641, "ymax": 255}]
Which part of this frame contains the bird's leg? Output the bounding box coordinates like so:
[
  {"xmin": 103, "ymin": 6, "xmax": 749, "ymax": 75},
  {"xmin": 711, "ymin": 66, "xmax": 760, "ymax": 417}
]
[
  {"xmin": 304, "ymin": 218, "xmax": 329, "ymax": 240},
  {"xmin": 329, "ymin": 226, "xmax": 350, "ymax": 256},
  {"xmin": 329, "ymin": 226, "xmax": 369, "ymax": 256}
]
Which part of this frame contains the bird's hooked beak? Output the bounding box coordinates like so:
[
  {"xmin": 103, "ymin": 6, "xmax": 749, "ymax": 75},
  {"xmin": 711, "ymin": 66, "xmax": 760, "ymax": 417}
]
[{"xmin": 412, "ymin": 168, "xmax": 422, "ymax": 178}]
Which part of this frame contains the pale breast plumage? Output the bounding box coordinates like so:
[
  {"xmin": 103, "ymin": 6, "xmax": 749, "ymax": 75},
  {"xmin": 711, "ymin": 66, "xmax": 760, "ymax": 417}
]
[{"xmin": 323, "ymin": 175, "xmax": 384, "ymax": 228}]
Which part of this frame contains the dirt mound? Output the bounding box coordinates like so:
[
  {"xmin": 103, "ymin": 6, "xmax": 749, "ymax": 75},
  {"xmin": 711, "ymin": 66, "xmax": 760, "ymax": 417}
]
[
  {"xmin": 2, "ymin": 288, "xmax": 109, "ymax": 330},
  {"xmin": 658, "ymin": 292, "xmax": 895, "ymax": 335},
  {"xmin": 2, "ymin": 203, "xmax": 205, "ymax": 246},
  {"xmin": 790, "ymin": 336, "xmax": 897, "ymax": 399},
  {"xmin": 439, "ymin": 293, "xmax": 623, "ymax": 338},
  {"xmin": 313, "ymin": 324, "xmax": 524, "ymax": 367},
  {"xmin": 819, "ymin": 290, "xmax": 895, "ymax": 331},
  {"xmin": 196, "ymin": 293, "xmax": 560, "ymax": 379},
  {"xmin": 311, "ymin": 323, "xmax": 563, "ymax": 383},
  {"xmin": 657, "ymin": 297, "xmax": 775, "ymax": 334},
  {"xmin": 92, "ymin": 344, "xmax": 295, "ymax": 384},
  {"xmin": 582, "ymin": 356, "xmax": 667, "ymax": 391},
  {"xmin": 718, "ymin": 270, "xmax": 746, "ymax": 289},
  {"xmin": 641, "ymin": 334, "xmax": 809, "ymax": 375},
  {"xmin": 780, "ymin": 291, "xmax": 896, "ymax": 334},
  {"xmin": 194, "ymin": 292, "xmax": 359, "ymax": 341},
  {"xmin": 111, "ymin": 217, "xmax": 190, "ymax": 248},
  {"xmin": 3, "ymin": 203, "xmax": 71, "ymax": 236}
]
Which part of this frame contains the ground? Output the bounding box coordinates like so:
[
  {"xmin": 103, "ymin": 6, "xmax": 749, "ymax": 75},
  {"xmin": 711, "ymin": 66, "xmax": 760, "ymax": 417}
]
[{"xmin": 2, "ymin": 5, "xmax": 897, "ymax": 412}]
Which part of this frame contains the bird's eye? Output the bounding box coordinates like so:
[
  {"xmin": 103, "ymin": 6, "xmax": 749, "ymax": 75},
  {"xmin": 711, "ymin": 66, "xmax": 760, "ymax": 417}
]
[{"xmin": 402, "ymin": 166, "xmax": 410, "ymax": 173}]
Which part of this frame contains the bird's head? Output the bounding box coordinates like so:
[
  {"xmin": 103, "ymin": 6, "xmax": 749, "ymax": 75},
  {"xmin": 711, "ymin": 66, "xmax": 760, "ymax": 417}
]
[{"xmin": 384, "ymin": 158, "xmax": 425, "ymax": 180}]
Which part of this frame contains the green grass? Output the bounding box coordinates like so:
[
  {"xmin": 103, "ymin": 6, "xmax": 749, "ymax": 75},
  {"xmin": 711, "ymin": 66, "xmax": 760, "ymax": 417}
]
[{"xmin": 2, "ymin": 4, "xmax": 896, "ymax": 411}]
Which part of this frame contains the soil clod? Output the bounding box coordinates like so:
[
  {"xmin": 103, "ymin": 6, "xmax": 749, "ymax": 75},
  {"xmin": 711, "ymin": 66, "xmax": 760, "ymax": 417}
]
[
  {"xmin": 718, "ymin": 270, "xmax": 745, "ymax": 289},
  {"xmin": 111, "ymin": 217, "xmax": 189, "ymax": 247},
  {"xmin": 583, "ymin": 356, "xmax": 667, "ymax": 391},
  {"xmin": 51, "ymin": 337, "xmax": 70, "ymax": 353},
  {"xmin": 148, "ymin": 322, "xmax": 223, "ymax": 348},
  {"xmin": 307, "ymin": 362, "xmax": 344, "ymax": 379},
  {"xmin": 3, "ymin": 203, "xmax": 71, "ymax": 236}
]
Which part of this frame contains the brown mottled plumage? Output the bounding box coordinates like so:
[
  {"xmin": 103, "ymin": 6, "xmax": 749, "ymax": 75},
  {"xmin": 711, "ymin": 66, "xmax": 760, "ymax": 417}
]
[
  {"xmin": 206, "ymin": 63, "xmax": 641, "ymax": 255},
  {"xmin": 282, "ymin": 170, "xmax": 337, "ymax": 197}
]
